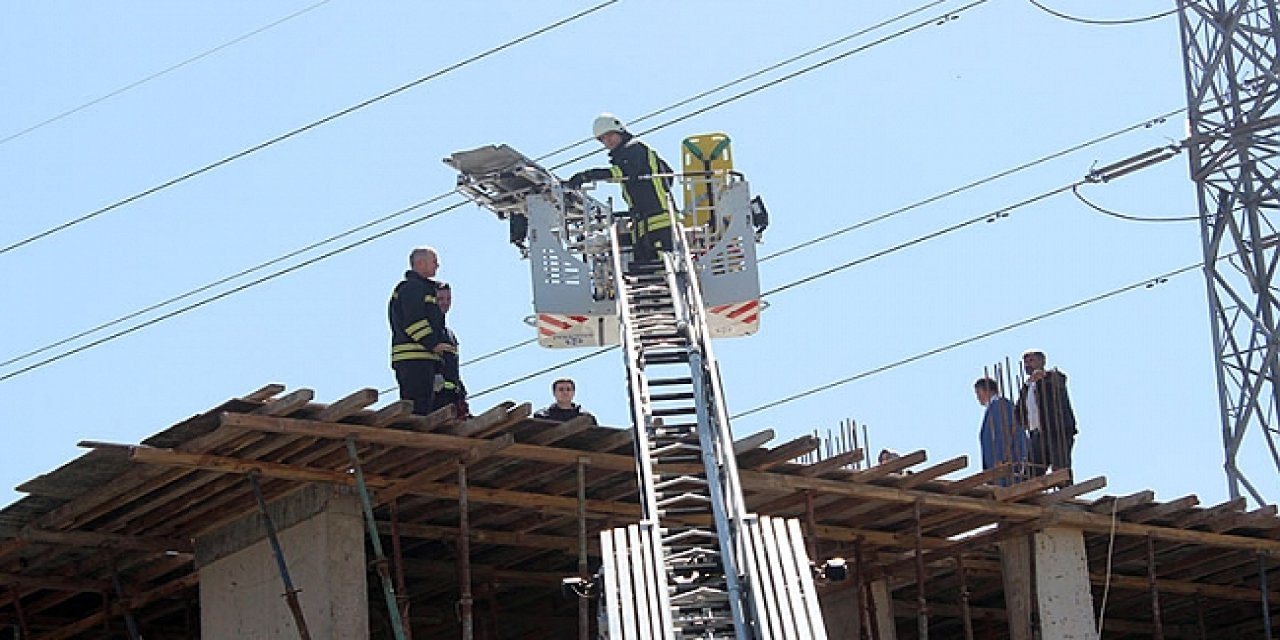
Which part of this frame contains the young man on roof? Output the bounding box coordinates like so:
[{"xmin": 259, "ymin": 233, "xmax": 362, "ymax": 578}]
[
  {"xmin": 388, "ymin": 246, "xmax": 450, "ymax": 415},
  {"xmin": 566, "ymin": 113, "xmax": 676, "ymax": 264},
  {"xmin": 534, "ymin": 378, "xmax": 596, "ymax": 424}
]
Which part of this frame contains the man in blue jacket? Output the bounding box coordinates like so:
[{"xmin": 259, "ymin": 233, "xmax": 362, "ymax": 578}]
[{"xmin": 975, "ymin": 376, "xmax": 1028, "ymax": 486}]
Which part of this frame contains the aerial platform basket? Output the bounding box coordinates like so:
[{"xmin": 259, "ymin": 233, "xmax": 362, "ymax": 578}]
[{"xmin": 445, "ymin": 139, "xmax": 765, "ymax": 348}]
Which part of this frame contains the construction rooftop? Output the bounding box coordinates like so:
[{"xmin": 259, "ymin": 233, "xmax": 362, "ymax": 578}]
[{"xmin": 2, "ymin": 384, "xmax": 1278, "ymax": 639}]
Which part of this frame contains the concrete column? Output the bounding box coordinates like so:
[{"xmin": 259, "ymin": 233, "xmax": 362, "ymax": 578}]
[
  {"xmin": 998, "ymin": 536, "xmax": 1033, "ymax": 640},
  {"xmin": 1033, "ymin": 526, "xmax": 1097, "ymax": 639},
  {"xmin": 197, "ymin": 484, "xmax": 368, "ymax": 640},
  {"xmin": 819, "ymin": 585, "xmax": 862, "ymax": 639},
  {"xmin": 869, "ymin": 579, "xmax": 897, "ymax": 640}
]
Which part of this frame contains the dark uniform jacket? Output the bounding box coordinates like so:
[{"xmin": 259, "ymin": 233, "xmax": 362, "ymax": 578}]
[
  {"xmin": 388, "ymin": 271, "xmax": 446, "ymax": 365},
  {"xmin": 437, "ymin": 327, "xmax": 465, "ymax": 397},
  {"xmin": 580, "ymin": 136, "xmax": 674, "ymax": 219},
  {"xmin": 534, "ymin": 403, "xmax": 596, "ymax": 424},
  {"xmin": 1015, "ymin": 370, "xmax": 1077, "ymax": 438}
]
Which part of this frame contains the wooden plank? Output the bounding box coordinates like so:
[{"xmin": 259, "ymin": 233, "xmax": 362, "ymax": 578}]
[
  {"xmin": 991, "ymin": 469, "xmax": 1071, "ymax": 502},
  {"xmin": 939, "ymin": 465, "xmax": 1011, "ymax": 495},
  {"xmin": 220, "ymin": 411, "xmax": 636, "ymax": 471},
  {"xmin": 1175, "ymin": 496, "xmax": 1247, "ymax": 528},
  {"xmin": 403, "ymin": 403, "xmax": 458, "ymax": 432},
  {"xmin": 523, "ymin": 415, "xmax": 594, "ymax": 446},
  {"xmin": 1086, "ymin": 571, "xmax": 1275, "ymax": 603},
  {"xmin": 316, "ymin": 388, "xmax": 380, "ymax": 422},
  {"xmin": 898, "ymin": 455, "xmax": 968, "ymax": 489},
  {"xmin": 733, "ymin": 429, "xmax": 775, "ymax": 454},
  {"xmin": 38, "ymin": 572, "xmax": 199, "ymax": 640},
  {"xmin": 469, "ymin": 401, "xmax": 532, "ymax": 439},
  {"xmin": 1127, "ymin": 495, "xmax": 1200, "ymax": 524},
  {"xmin": 377, "ymin": 434, "xmax": 517, "ymax": 504},
  {"xmin": 1088, "ymin": 490, "xmax": 1155, "ymax": 514},
  {"xmin": 797, "ymin": 448, "xmax": 865, "ymax": 477},
  {"xmin": 156, "ymin": 414, "xmax": 1280, "ymax": 554},
  {"xmin": 738, "ymin": 435, "xmax": 819, "ymax": 471},
  {"xmin": 0, "ymin": 572, "xmax": 109, "ymax": 594},
  {"xmin": 1030, "ymin": 475, "xmax": 1107, "ymax": 505},
  {"xmin": 16, "ymin": 528, "xmax": 191, "ymax": 553},
  {"xmin": 447, "ymin": 401, "xmax": 517, "ymax": 437},
  {"xmin": 253, "ymin": 388, "xmax": 314, "ymax": 416},
  {"xmin": 377, "ymin": 521, "xmax": 599, "ymax": 555},
  {"xmin": 737, "ymin": 470, "xmax": 1280, "ymax": 553},
  {"xmin": 357, "ymin": 399, "xmax": 414, "ymax": 427},
  {"xmin": 855, "ymin": 449, "xmax": 927, "ymax": 480},
  {"xmin": 125, "ymin": 446, "xmax": 640, "ymax": 519},
  {"xmin": 242, "ymin": 383, "xmax": 286, "ymax": 402}
]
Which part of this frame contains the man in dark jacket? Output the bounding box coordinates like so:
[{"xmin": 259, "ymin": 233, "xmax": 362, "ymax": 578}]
[
  {"xmin": 566, "ymin": 113, "xmax": 675, "ymax": 264},
  {"xmin": 534, "ymin": 378, "xmax": 596, "ymax": 424},
  {"xmin": 430, "ymin": 282, "xmax": 469, "ymax": 418},
  {"xmin": 1015, "ymin": 349, "xmax": 1078, "ymax": 478},
  {"xmin": 389, "ymin": 247, "xmax": 449, "ymax": 415}
]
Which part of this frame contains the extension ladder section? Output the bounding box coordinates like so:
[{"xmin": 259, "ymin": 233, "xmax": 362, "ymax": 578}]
[{"xmin": 602, "ymin": 223, "xmax": 743, "ymax": 639}]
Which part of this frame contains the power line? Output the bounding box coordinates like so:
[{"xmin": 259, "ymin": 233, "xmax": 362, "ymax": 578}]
[
  {"xmin": 442, "ymin": 140, "xmax": 1187, "ymax": 403},
  {"xmin": 0, "ymin": 1, "xmax": 617, "ymax": 258},
  {"xmin": 0, "ymin": 200, "xmax": 468, "ymax": 384},
  {"xmin": 0, "ymin": 0, "xmax": 335, "ymax": 147},
  {"xmin": 1, "ymin": 0, "xmax": 982, "ymax": 377},
  {"xmin": 759, "ymin": 109, "xmax": 1185, "ymax": 264},
  {"xmin": 1025, "ymin": 0, "xmax": 1176, "ymax": 26},
  {"xmin": 0, "ymin": 193, "xmax": 456, "ymax": 369},
  {"xmin": 469, "ymin": 348, "xmax": 614, "ymax": 399},
  {"xmin": 532, "ymin": 0, "xmax": 951, "ymax": 163},
  {"xmin": 1072, "ymin": 185, "xmax": 1199, "ymax": 223},
  {"xmin": 732, "ymin": 261, "xmax": 1202, "ymax": 419}
]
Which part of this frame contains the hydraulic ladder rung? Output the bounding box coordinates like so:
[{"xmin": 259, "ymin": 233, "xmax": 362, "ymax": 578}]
[
  {"xmin": 650, "ymin": 391, "xmax": 695, "ymax": 402},
  {"xmin": 643, "ymin": 352, "xmax": 692, "ymax": 366},
  {"xmin": 648, "ymin": 377, "xmax": 694, "ymax": 386},
  {"xmin": 652, "ymin": 406, "xmax": 698, "ymax": 417}
]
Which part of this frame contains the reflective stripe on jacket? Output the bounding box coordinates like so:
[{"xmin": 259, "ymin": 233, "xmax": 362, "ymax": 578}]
[{"xmin": 389, "ymin": 271, "xmax": 445, "ymax": 364}]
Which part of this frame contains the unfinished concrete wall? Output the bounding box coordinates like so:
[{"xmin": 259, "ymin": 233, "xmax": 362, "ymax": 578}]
[
  {"xmin": 197, "ymin": 484, "xmax": 368, "ymax": 640},
  {"xmin": 1033, "ymin": 526, "xmax": 1096, "ymax": 639}
]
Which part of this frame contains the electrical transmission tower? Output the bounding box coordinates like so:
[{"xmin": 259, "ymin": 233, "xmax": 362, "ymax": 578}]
[{"xmin": 1178, "ymin": 0, "xmax": 1280, "ymax": 506}]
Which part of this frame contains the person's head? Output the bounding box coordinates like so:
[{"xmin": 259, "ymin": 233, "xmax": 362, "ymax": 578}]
[
  {"xmin": 552, "ymin": 378, "xmax": 576, "ymax": 407},
  {"xmin": 1022, "ymin": 349, "xmax": 1046, "ymax": 375},
  {"xmin": 878, "ymin": 449, "xmax": 900, "ymax": 465},
  {"xmin": 974, "ymin": 377, "xmax": 1000, "ymax": 406},
  {"xmin": 592, "ymin": 113, "xmax": 627, "ymax": 151},
  {"xmin": 436, "ymin": 282, "xmax": 452, "ymax": 313},
  {"xmin": 409, "ymin": 246, "xmax": 439, "ymax": 278}
]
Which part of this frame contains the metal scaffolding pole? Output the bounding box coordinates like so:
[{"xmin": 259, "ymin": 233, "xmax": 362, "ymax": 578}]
[
  {"xmin": 1177, "ymin": 0, "xmax": 1280, "ymax": 506},
  {"xmin": 346, "ymin": 437, "xmax": 409, "ymax": 640},
  {"xmin": 577, "ymin": 457, "xmax": 590, "ymax": 640},
  {"xmin": 246, "ymin": 473, "xmax": 312, "ymax": 640}
]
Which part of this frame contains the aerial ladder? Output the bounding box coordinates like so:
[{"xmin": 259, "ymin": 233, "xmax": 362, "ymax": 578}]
[{"xmin": 446, "ymin": 136, "xmax": 835, "ymax": 639}]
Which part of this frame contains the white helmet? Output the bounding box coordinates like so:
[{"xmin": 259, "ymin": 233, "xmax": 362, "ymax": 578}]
[{"xmin": 592, "ymin": 113, "xmax": 626, "ymax": 138}]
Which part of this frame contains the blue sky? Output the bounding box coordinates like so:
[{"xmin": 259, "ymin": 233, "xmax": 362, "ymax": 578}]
[{"xmin": 3, "ymin": 1, "xmax": 1257, "ymax": 510}]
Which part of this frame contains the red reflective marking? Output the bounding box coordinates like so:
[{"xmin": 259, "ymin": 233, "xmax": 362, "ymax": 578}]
[
  {"xmin": 726, "ymin": 300, "xmax": 759, "ymax": 319},
  {"xmin": 540, "ymin": 315, "xmax": 573, "ymax": 330}
]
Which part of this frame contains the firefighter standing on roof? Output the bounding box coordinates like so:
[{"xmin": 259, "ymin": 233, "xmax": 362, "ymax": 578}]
[
  {"xmin": 389, "ymin": 246, "xmax": 449, "ymax": 415},
  {"xmin": 567, "ymin": 113, "xmax": 675, "ymax": 263}
]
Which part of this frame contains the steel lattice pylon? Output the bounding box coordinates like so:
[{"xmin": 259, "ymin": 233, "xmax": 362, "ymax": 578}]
[{"xmin": 1178, "ymin": 0, "xmax": 1280, "ymax": 506}]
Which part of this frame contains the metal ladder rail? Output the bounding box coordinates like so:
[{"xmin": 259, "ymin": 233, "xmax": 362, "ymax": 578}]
[
  {"xmin": 663, "ymin": 217, "xmax": 753, "ymax": 640},
  {"xmin": 608, "ymin": 220, "xmax": 679, "ymax": 640},
  {"xmin": 611, "ymin": 222, "xmax": 737, "ymax": 638}
]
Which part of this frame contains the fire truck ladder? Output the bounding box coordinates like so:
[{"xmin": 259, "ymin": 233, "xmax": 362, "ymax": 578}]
[
  {"xmin": 603, "ymin": 215, "xmax": 747, "ymax": 639},
  {"xmin": 598, "ymin": 207, "xmax": 829, "ymax": 640}
]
